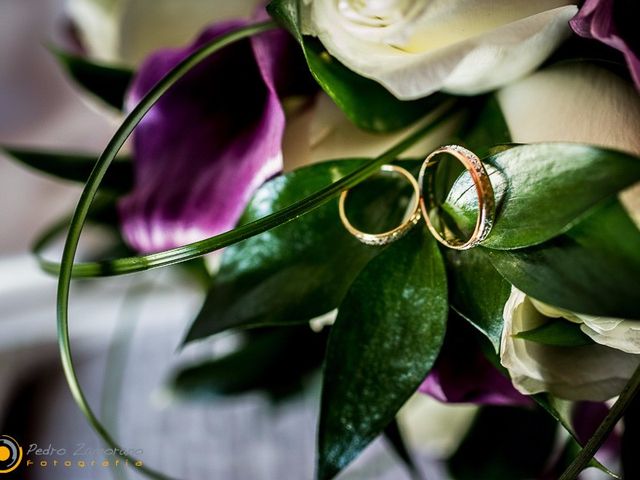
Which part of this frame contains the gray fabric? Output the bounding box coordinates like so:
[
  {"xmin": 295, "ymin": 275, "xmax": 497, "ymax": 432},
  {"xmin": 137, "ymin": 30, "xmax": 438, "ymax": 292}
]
[{"xmin": 11, "ymin": 269, "xmax": 448, "ymax": 480}]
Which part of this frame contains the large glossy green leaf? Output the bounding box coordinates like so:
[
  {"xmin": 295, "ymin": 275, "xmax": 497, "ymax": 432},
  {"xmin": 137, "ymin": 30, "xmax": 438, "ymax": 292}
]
[
  {"xmin": 444, "ymin": 143, "xmax": 640, "ymax": 249},
  {"xmin": 267, "ymin": 0, "xmax": 446, "ymax": 132},
  {"xmin": 170, "ymin": 326, "xmax": 326, "ymax": 400},
  {"xmin": 444, "ymin": 248, "xmax": 511, "ymax": 351},
  {"xmin": 51, "ymin": 47, "xmax": 133, "ymax": 110},
  {"xmin": 3, "ymin": 147, "xmax": 133, "ymax": 193},
  {"xmin": 448, "ymin": 406, "xmax": 557, "ymax": 480},
  {"xmin": 487, "ymin": 199, "xmax": 640, "ymax": 319},
  {"xmin": 184, "ymin": 159, "xmax": 413, "ymax": 343},
  {"xmin": 318, "ymin": 228, "xmax": 448, "ymax": 480}
]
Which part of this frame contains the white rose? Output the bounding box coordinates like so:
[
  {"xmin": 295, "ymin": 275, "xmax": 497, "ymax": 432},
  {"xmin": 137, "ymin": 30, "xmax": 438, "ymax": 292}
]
[
  {"xmin": 67, "ymin": 0, "xmax": 258, "ymax": 65},
  {"xmin": 300, "ymin": 0, "xmax": 578, "ymax": 99},
  {"xmin": 495, "ymin": 64, "xmax": 640, "ymax": 401},
  {"xmin": 500, "ymin": 288, "xmax": 640, "ymax": 401}
]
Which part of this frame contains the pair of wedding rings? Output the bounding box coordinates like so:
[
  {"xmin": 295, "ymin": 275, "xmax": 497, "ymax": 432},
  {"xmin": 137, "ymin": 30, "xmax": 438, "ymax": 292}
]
[{"xmin": 339, "ymin": 145, "xmax": 495, "ymax": 250}]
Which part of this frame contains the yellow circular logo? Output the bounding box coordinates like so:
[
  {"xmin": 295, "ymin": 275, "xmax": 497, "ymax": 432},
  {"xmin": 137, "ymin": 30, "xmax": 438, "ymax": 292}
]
[{"xmin": 0, "ymin": 436, "xmax": 22, "ymax": 474}]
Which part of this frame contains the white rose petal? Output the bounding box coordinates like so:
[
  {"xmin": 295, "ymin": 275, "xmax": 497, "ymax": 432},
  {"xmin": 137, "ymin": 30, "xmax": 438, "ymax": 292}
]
[
  {"xmin": 500, "ymin": 288, "xmax": 640, "ymax": 401},
  {"xmin": 68, "ymin": 0, "xmax": 258, "ymax": 65},
  {"xmin": 579, "ymin": 320, "xmax": 640, "ymax": 355},
  {"xmin": 302, "ymin": 0, "xmax": 577, "ymax": 99},
  {"xmin": 398, "ymin": 393, "xmax": 477, "ymax": 459},
  {"xmin": 529, "ymin": 298, "xmax": 640, "ymax": 355},
  {"xmin": 308, "ymin": 309, "xmax": 338, "ymax": 332},
  {"xmin": 497, "ymin": 63, "xmax": 640, "ymax": 153}
]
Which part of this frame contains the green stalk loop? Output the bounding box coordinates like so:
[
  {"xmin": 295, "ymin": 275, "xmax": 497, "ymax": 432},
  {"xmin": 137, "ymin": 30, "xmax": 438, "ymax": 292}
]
[{"xmin": 55, "ymin": 18, "xmax": 457, "ymax": 480}]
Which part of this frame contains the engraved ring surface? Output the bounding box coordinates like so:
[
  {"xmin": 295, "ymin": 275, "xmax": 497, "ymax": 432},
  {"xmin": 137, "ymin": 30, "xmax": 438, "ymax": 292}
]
[
  {"xmin": 339, "ymin": 164, "xmax": 421, "ymax": 246},
  {"xmin": 418, "ymin": 145, "xmax": 495, "ymax": 250}
]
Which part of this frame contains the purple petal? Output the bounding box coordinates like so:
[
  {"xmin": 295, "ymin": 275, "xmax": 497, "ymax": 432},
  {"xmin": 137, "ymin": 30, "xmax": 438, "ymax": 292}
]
[
  {"xmin": 118, "ymin": 21, "xmax": 294, "ymax": 252},
  {"xmin": 570, "ymin": 0, "xmax": 640, "ymax": 90},
  {"xmin": 573, "ymin": 401, "xmax": 621, "ymax": 465},
  {"xmin": 420, "ymin": 320, "xmax": 532, "ymax": 406}
]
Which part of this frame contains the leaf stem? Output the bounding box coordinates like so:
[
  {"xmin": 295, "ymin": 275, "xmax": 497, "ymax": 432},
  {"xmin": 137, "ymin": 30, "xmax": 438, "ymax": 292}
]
[{"xmin": 559, "ymin": 362, "xmax": 640, "ymax": 479}]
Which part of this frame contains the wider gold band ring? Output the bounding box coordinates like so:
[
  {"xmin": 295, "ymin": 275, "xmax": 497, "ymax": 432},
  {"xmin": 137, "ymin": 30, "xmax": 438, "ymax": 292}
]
[
  {"xmin": 339, "ymin": 164, "xmax": 421, "ymax": 246},
  {"xmin": 418, "ymin": 145, "xmax": 495, "ymax": 250}
]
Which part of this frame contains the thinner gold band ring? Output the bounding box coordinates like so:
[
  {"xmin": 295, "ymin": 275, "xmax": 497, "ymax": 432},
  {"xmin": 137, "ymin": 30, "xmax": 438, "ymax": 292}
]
[
  {"xmin": 339, "ymin": 164, "xmax": 421, "ymax": 246},
  {"xmin": 418, "ymin": 145, "xmax": 495, "ymax": 250}
]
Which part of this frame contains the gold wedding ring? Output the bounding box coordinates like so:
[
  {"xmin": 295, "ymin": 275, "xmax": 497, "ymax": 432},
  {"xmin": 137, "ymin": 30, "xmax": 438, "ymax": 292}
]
[
  {"xmin": 339, "ymin": 164, "xmax": 421, "ymax": 246},
  {"xmin": 418, "ymin": 145, "xmax": 495, "ymax": 250}
]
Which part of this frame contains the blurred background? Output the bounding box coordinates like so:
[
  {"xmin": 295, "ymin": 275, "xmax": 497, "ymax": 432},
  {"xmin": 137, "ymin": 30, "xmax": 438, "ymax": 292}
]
[{"xmin": 0, "ymin": 2, "xmax": 461, "ymax": 478}]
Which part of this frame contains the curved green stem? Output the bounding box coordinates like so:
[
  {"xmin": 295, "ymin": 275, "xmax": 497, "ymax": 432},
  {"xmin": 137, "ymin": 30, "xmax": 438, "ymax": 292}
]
[
  {"xmin": 56, "ymin": 16, "xmax": 458, "ymax": 480},
  {"xmin": 41, "ymin": 105, "xmax": 454, "ymax": 278},
  {"xmin": 559, "ymin": 363, "xmax": 640, "ymax": 480},
  {"xmin": 57, "ymin": 21, "xmax": 277, "ymax": 480}
]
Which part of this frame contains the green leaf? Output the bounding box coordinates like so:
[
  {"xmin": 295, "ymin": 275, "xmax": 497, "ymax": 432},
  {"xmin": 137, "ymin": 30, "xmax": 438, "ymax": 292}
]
[
  {"xmin": 515, "ymin": 320, "xmax": 595, "ymax": 347},
  {"xmin": 318, "ymin": 228, "xmax": 448, "ymax": 480},
  {"xmin": 267, "ymin": 0, "xmax": 303, "ymax": 40},
  {"xmin": 487, "ymin": 199, "xmax": 640, "ymax": 319},
  {"xmin": 444, "ymin": 143, "xmax": 640, "ymax": 249},
  {"xmin": 444, "ymin": 248, "xmax": 511, "ymax": 351},
  {"xmin": 267, "ymin": 0, "xmax": 446, "ymax": 132},
  {"xmin": 170, "ymin": 327, "xmax": 326, "ymax": 400},
  {"xmin": 448, "ymin": 406, "xmax": 558, "ymax": 480},
  {"xmin": 51, "ymin": 47, "xmax": 133, "ymax": 110},
  {"xmin": 3, "ymin": 147, "xmax": 133, "ymax": 193},
  {"xmin": 184, "ymin": 159, "xmax": 414, "ymax": 343}
]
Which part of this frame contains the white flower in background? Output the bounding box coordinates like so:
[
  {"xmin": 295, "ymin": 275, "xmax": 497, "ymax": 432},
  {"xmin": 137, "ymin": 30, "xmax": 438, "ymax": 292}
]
[
  {"xmin": 497, "ymin": 63, "xmax": 640, "ymax": 227},
  {"xmin": 309, "ymin": 309, "xmax": 337, "ymax": 332},
  {"xmin": 67, "ymin": 0, "xmax": 258, "ymax": 65},
  {"xmin": 301, "ymin": 0, "xmax": 578, "ymax": 99},
  {"xmin": 398, "ymin": 393, "xmax": 477, "ymax": 459},
  {"xmin": 495, "ymin": 63, "xmax": 640, "ymax": 401},
  {"xmin": 282, "ymin": 94, "xmax": 459, "ymax": 171},
  {"xmin": 500, "ymin": 289, "xmax": 640, "ymax": 401}
]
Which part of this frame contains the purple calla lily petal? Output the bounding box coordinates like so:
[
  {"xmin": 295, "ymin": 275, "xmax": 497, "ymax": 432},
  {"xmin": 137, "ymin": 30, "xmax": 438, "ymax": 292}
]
[
  {"xmin": 420, "ymin": 319, "xmax": 532, "ymax": 406},
  {"xmin": 420, "ymin": 352, "xmax": 532, "ymax": 406},
  {"xmin": 118, "ymin": 20, "xmax": 293, "ymax": 252},
  {"xmin": 573, "ymin": 401, "xmax": 621, "ymax": 465},
  {"xmin": 570, "ymin": 0, "xmax": 640, "ymax": 90}
]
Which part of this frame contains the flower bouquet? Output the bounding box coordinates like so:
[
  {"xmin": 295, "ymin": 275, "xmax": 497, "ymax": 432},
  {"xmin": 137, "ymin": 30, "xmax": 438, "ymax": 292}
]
[{"xmin": 5, "ymin": 0, "xmax": 640, "ymax": 478}]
